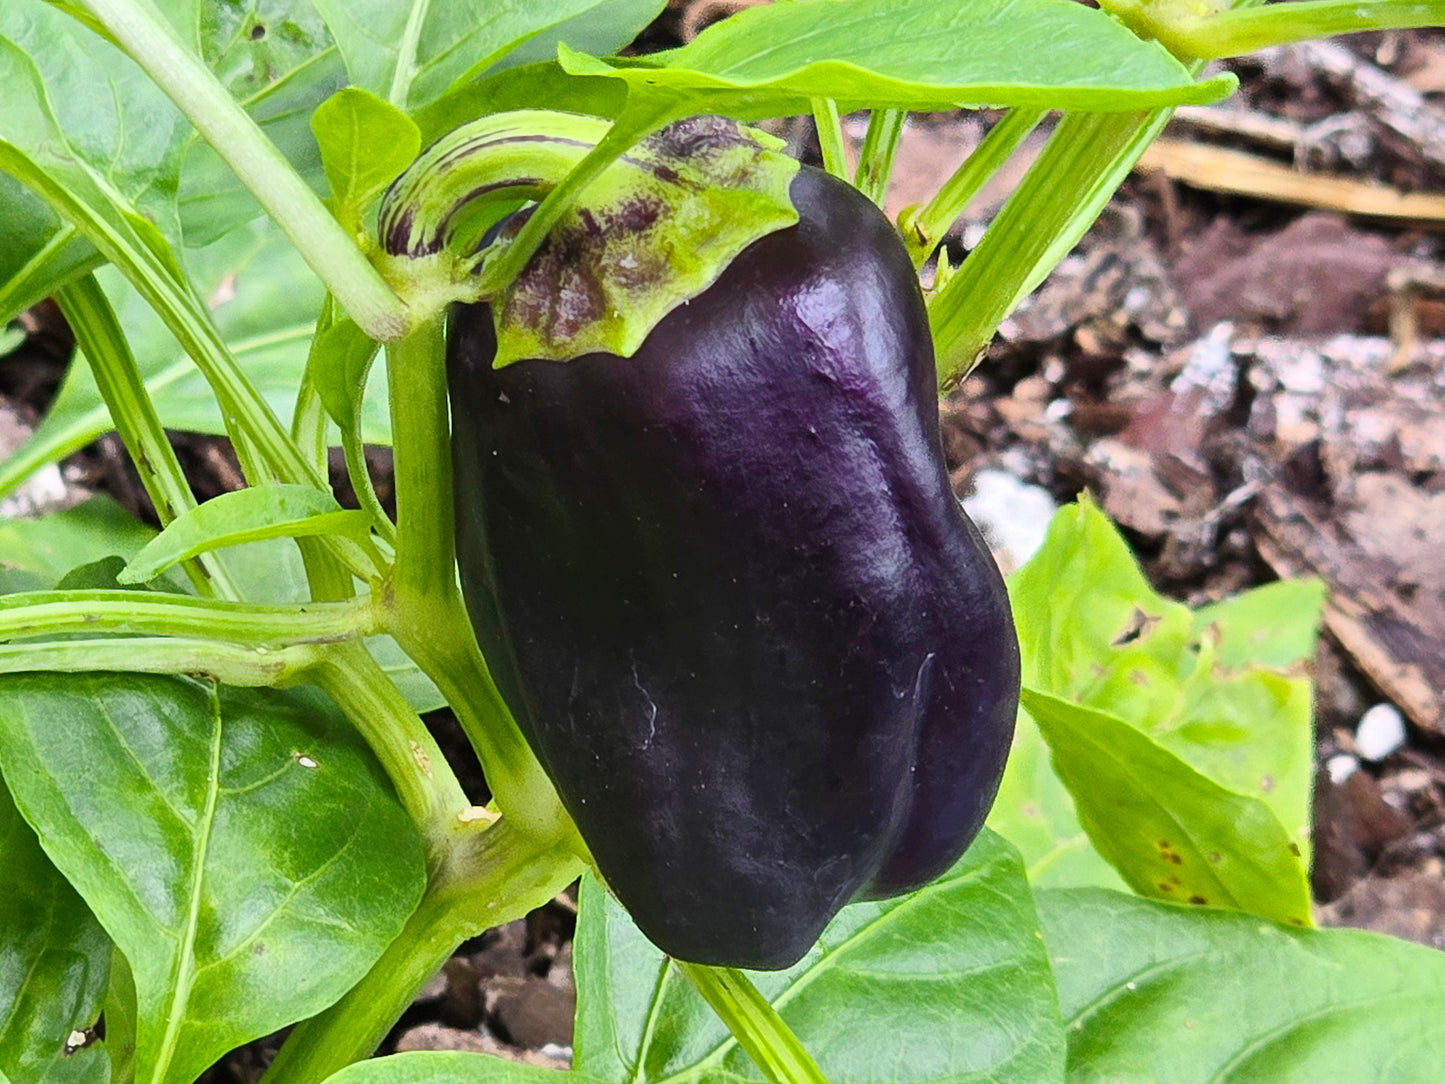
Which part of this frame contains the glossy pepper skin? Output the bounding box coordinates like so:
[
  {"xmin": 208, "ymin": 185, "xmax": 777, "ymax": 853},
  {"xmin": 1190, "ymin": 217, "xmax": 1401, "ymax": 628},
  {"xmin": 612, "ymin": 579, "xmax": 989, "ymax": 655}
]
[{"xmin": 448, "ymin": 165, "xmax": 1019, "ymax": 969}]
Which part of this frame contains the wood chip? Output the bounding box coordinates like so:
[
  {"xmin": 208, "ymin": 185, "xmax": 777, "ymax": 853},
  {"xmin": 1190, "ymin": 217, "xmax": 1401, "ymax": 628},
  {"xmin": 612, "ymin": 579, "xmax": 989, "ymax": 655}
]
[{"xmin": 1135, "ymin": 140, "xmax": 1445, "ymax": 225}]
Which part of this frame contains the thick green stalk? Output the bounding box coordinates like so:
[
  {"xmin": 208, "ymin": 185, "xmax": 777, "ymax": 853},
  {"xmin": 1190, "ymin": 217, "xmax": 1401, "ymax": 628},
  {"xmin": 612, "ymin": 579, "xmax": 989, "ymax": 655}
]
[
  {"xmin": 903, "ymin": 107, "xmax": 1047, "ymax": 269},
  {"xmin": 677, "ymin": 963, "xmax": 832, "ymax": 1084},
  {"xmin": 55, "ymin": 274, "xmax": 238, "ymax": 598},
  {"xmin": 1101, "ymin": 0, "xmax": 1445, "ymax": 59},
  {"xmin": 0, "ymin": 590, "xmax": 375, "ymax": 645},
  {"xmin": 77, "ymin": 0, "xmax": 409, "ymax": 341},
  {"xmin": 382, "ymin": 318, "xmax": 575, "ymax": 847},
  {"xmin": 308, "ymin": 643, "xmax": 467, "ymax": 848},
  {"xmin": 0, "ymin": 637, "xmax": 320, "ymax": 686},
  {"xmin": 262, "ymin": 818, "xmax": 583, "ymax": 1084},
  {"xmin": 383, "ymin": 319, "xmax": 456, "ymax": 605},
  {"xmin": 810, "ymin": 98, "xmax": 849, "ymax": 181},
  {"xmin": 928, "ymin": 107, "xmax": 1170, "ymax": 385},
  {"xmin": 854, "ymin": 108, "xmax": 905, "ymax": 207}
]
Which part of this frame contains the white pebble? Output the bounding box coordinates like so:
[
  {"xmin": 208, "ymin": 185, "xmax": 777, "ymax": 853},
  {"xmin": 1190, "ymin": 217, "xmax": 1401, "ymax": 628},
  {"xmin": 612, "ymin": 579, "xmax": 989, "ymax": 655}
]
[
  {"xmin": 1325, "ymin": 753, "xmax": 1358, "ymax": 785},
  {"xmin": 962, "ymin": 469, "xmax": 1058, "ymax": 571},
  {"xmin": 1355, "ymin": 703, "xmax": 1406, "ymax": 762}
]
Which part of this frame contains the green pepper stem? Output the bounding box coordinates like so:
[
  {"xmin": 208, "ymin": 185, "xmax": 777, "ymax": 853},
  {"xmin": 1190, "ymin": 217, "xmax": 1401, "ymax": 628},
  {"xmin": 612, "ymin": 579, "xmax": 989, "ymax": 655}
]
[
  {"xmin": 0, "ymin": 636, "xmax": 320, "ymax": 686},
  {"xmin": 292, "ymin": 296, "xmax": 340, "ymax": 479},
  {"xmin": 382, "ymin": 315, "xmax": 578, "ymax": 847},
  {"xmin": 78, "ymin": 0, "xmax": 409, "ymax": 341},
  {"xmin": 676, "ymin": 963, "xmax": 833, "ymax": 1084},
  {"xmin": 1100, "ymin": 0, "xmax": 1445, "ymax": 60},
  {"xmin": 903, "ymin": 107, "xmax": 1047, "ymax": 270},
  {"xmin": 0, "ymin": 590, "xmax": 376, "ymax": 645},
  {"xmin": 307, "ymin": 643, "xmax": 469, "ymax": 853},
  {"xmin": 928, "ymin": 107, "xmax": 1171, "ymax": 386},
  {"xmin": 262, "ymin": 817, "xmax": 583, "ymax": 1084},
  {"xmin": 386, "ymin": 319, "xmax": 456, "ymax": 603},
  {"xmin": 810, "ymin": 98, "xmax": 850, "ymax": 182},
  {"xmin": 854, "ymin": 108, "xmax": 905, "ymax": 208},
  {"xmin": 55, "ymin": 274, "xmax": 240, "ymax": 599}
]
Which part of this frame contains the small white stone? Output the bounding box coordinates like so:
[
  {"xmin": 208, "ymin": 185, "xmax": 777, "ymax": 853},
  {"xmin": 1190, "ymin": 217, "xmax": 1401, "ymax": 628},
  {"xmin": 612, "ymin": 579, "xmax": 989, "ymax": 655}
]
[
  {"xmin": 962, "ymin": 469, "xmax": 1058, "ymax": 571},
  {"xmin": 1355, "ymin": 703, "xmax": 1407, "ymax": 762},
  {"xmin": 1325, "ymin": 753, "xmax": 1359, "ymax": 785}
]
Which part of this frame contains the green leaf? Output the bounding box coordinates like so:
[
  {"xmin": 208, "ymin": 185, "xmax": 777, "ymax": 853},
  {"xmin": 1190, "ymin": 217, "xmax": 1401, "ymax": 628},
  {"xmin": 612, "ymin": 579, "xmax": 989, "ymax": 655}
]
[
  {"xmin": 1011, "ymin": 494, "xmax": 1190, "ymax": 696},
  {"xmin": 491, "ymin": 0, "xmax": 665, "ymax": 72},
  {"xmin": 0, "ymin": 172, "xmax": 99, "ymax": 322},
  {"xmin": 0, "ymin": 496, "xmax": 164, "ymax": 595},
  {"xmin": 1194, "ymin": 578, "xmax": 1328, "ymax": 672},
  {"xmin": 0, "ymin": 215, "xmax": 390, "ymax": 504},
  {"xmin": 414, "ymin": 60, "xmax": 628, "ymax": 144},
  {"xmin": 0, "ymin": 780, "xmax": 112, "ymax": 1084},
  {"xmin": 101, "ymin": 949, "xmax": 138, "ymax": 1084},
  {"xmin": 0, "ymin": 0, "xmax": 190, "ymax": 320},
  {"xmin": 326, "ymin": 1052, "xmax": 610, "ymax": 1083},
  {"xmin": 118, "ymin": 485, "xmax": 372, "ymax": 586},
  {"xmin": 1038, "ymin": 887, "xmax": 1445, "ymax": 1082},
  {"xmin": 0, "ymin": 675, "xmax": 427, "ymax": 1084},
  {"xmin": 558, "ymin": 0, "xmax": 1237, "ymax": 115},
  {"xmin": 311, "ymin": 88, "xmax": 421, "ymax": 234},
  {"xmin": 0, "ymin": 0, "xmax": 343, "ymax": 318},
  {"xmin": 1022, "ymin": 689, "xmax": 1312, "ymax": 927},
  {"xmin": 1006, "ymin": 497, "xmax": 1321, "ymax": 887},
  {"xmin": 987, "ymin": 707, "xmax": 1126, "ymax": 892},
  {"xmin": 176, "ymin": 0, "xmax": 345, "ymax": 247},
  {"xmin": 313, "ymin": 316, "xmax": 382, "ymax": 432},
  {"xmin": 309, "ymin": 0, "xmax": 636, "ymax": 112},
  {"xmin": 54, "ymin": 555, "xmax": 146, "ymax": 593},
  {"xmin": 411, "ymin": 1, "xmax": 660, "ymax": 139},
  {"xmin": 0, "ymin": 322, "xmax": 25, "ymax": 358},
  {"xmin": 574, "ymin": 830, "xmax": 1065, "ymax": 1083}
]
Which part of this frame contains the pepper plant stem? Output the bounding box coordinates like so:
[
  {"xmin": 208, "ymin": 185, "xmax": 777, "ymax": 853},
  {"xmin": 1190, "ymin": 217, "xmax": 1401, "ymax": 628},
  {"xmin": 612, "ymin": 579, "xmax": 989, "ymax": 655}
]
[
  {"xmin": 904, "ymin": 107, "xmax": 1047, "ymax": 269},
  {"xmin": 1101, "ymin": 0, "xmax": 1445, "ymax": 59},
  {"xmin": 385, "ymin": 318, "xmax": 456, "ymax": 605},
  {"xmin": 0, "ymin": 637, "xmax": 321, "ymax": 686},
  {"xmin": 0, "ymin": 591, "xmax": 376, "ymax": 645},
  {"xmin": 308, "ymin": 644, "xmax": 467, "ymax": 850},
  {"xmin": 383, "ymin": 317, "xmax": 576, "ymax": 846},
  {"xmin": 78, "ymin": 0, "xmax": 409, "ymax": 341},
  {"xmin": 676, "ymin": 963, "xmax": 832, "ymax": 1084},
  {"xmin": 262, "ymin": 818, "xmax": 583, "ymax": 1084},
  {"xmin": 55, "ymin": 274, "xmax": 238, "ymax": 599},
  {"xmin": 810, "ymin": 98, "xmax": 850, "ymax": 181},
  {"xmin": 291, "ymin": 297, "xmax": 338, "ymax": 480},
  {"xmin": 927, "ymin": 106, "xmax": 1169, "ymax": 385},
  {"xmin": 854, "ymin": 108, "xmax": 905, "ymax": 208}
]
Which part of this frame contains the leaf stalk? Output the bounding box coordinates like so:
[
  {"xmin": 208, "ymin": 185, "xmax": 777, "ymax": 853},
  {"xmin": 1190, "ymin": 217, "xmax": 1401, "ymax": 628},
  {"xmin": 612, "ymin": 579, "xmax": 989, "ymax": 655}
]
[{"xmin": 77, "ymin": 0, "xmax": 409, "ymax": 341}]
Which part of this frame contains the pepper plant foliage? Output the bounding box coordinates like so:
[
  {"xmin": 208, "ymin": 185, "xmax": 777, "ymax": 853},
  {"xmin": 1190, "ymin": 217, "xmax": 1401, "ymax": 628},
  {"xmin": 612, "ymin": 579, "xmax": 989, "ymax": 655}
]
[{"xmin": 1, "ymin": 0, "xmax": 1444, "ymax": 1082}]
